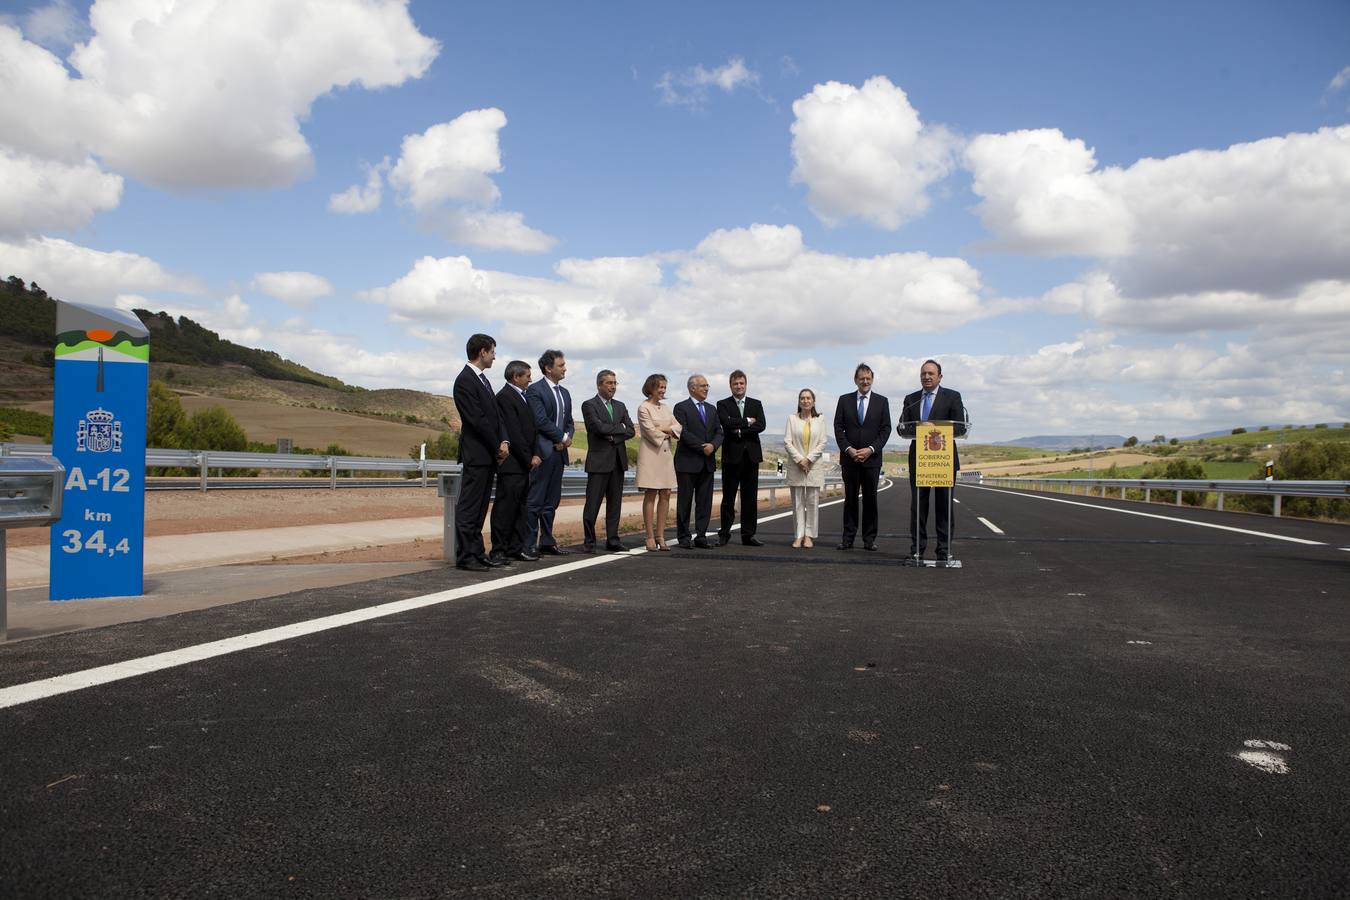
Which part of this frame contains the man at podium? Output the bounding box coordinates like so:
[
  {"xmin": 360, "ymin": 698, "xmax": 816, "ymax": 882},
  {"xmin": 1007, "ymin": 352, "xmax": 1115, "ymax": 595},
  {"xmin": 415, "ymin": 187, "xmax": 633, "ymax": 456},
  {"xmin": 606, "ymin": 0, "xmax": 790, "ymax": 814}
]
[{"xmin": 900, "ymin": 360, "xmax": 965, "ymax": 562}]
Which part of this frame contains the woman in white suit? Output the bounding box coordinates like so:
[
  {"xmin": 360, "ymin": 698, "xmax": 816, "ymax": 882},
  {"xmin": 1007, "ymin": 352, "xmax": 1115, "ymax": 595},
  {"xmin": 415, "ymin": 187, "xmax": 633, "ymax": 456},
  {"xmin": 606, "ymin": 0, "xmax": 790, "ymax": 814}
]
[{"xmin": 783, "ymin": 388, "xmax": 827, "ymax": 548}]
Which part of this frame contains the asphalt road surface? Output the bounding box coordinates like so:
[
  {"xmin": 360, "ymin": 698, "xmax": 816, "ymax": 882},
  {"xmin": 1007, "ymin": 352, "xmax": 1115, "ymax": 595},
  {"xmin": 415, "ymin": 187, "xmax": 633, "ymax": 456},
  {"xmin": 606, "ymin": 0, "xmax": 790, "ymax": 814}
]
[{"xmin": 3, "ymin": 481, "xmax": 1347, "ymax": 898}]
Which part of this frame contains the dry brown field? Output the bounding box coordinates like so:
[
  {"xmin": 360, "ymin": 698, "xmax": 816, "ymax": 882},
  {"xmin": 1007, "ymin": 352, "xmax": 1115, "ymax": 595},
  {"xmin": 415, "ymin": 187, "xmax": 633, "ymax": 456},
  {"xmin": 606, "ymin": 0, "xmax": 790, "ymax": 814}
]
[
  {"xmin": 965, "ymin": 450, "xmax": 1157, "ymax": 476},
  {"xmin": 20, "ymin": 396, "xmax": 443, "ymax": 457}
]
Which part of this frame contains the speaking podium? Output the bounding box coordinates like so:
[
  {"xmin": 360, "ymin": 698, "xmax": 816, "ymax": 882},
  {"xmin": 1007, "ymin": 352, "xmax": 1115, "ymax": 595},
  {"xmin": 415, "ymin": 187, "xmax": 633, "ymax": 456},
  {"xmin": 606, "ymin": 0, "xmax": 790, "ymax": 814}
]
[{"xmin": 896, "ymin": 410, "xmax": 971, "ymax": 568}]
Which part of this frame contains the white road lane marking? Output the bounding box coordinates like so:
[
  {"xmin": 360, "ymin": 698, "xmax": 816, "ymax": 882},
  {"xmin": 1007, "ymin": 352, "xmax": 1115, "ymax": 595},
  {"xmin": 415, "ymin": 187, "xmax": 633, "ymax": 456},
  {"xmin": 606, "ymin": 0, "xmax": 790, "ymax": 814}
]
[
  {"xmin": 0, "ymin": 483, "xmax": 881, "ymax": 711},
  {"xmin": 965, "ymin": 485, "xmax": 1327, "ymax": 546},
  {"xmin": 1244, "ymin": 739, "xmax": 1291, "ymax": 750},
  {"xmin": 977, "ymin": 516, "xmax": 1004, "ymax": 535},
  {"xmin": 1235, "ymin": 751, "xmax": 1289, "ymax": 775}
]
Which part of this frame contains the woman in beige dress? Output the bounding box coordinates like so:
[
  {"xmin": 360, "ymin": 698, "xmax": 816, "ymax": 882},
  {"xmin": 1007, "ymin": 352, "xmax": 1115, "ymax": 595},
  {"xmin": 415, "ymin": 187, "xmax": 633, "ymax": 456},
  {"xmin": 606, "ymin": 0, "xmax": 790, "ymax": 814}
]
[
  {"xmin": 636, "ymin": 373, "xmax": 681, "ymax": 551},
  {"xmin": 784, "ymin": 388, "xmax": 827, "ymax": 548}
]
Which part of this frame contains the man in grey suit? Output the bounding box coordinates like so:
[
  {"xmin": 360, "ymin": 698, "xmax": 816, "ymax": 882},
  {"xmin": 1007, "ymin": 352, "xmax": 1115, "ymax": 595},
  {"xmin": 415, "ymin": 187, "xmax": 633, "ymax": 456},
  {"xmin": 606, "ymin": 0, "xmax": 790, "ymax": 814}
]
[
  {"xmin": 525, "ymin": 349, "xmax": 573, "ymax": 555},
  {"xmin": 581, "ymin": 369, "xmax": 636, "ymax": 553},
  {"xmin": 673, "ymin": 374, "xmax": 724, "ymax": 549}
]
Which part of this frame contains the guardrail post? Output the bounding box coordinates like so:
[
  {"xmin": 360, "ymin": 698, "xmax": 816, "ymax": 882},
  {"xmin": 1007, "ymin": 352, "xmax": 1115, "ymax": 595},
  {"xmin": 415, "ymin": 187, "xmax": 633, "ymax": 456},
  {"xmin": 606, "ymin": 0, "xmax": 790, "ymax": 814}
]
[
  {"xmin": 440, "ymin": 473, "xmax": 460, "ymax": 561},
  {"xmin": 329, "ymin": 457, "xmax": 338, "ymax": 489},
  {"xmin": 1175, "ymin": 490, "xmax": 1182, "ymax": 506},
  {"xmin": 199, "ymin": 452, "xmax": 208, "ymax": 492},
  {"xmin": 769, "ymin": 487, "xmax": 777, "ymax": 510},
  {"xmin": 1144, "ymin": 487, "xmax": 1150, "ymax": 503},
  {"xmin": 1273, "ymin": 495, "xmax": 1282, "ymax": 517},
  {"xmin": 420, "ymin": 457, "xmax": 427, "ymax": 488},
  {"xmin": 1216, "ymin": 492, "xmax": 1224, "ymax": 511}
]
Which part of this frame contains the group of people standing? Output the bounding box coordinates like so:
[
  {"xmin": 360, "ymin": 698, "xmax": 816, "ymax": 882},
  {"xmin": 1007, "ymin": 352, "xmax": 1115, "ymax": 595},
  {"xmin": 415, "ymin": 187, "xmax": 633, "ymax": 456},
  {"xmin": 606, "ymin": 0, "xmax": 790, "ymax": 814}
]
[{"xmin": 451, "ymin": 332, "xmax": 965, "ymax": 571}]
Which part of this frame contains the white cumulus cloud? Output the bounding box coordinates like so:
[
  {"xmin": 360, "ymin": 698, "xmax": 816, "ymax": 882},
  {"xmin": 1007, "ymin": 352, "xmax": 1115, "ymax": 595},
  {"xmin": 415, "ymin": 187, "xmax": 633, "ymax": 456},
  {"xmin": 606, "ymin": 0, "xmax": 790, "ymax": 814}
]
[
  {"xmin": 656, "ymin": 57, "xmax": 762, "ymax": 107},
  {"xmin": 250, "ymin": 271, "xmax": 334, "ymax": 308},
  {"xmin": 376, "ymin": 109, "xmax": 556, "ymax": 252},
  {"xmin": 790, "ymin": 76, "xmax": 959, "ymax": 229},
  {"xmin": 966, "ymin": 126, "xmax": 1350, "ymax": 298},
  {"xmin": 0, "ymin": 236, "xmax": 201, "ymax": 305},
  {"xmin": 0, "ymin": 0, "xmax": 438, "ymax": 195},
  {"xmin": 361, "ymin": 223, "xmax": 994, "ymax": 368},
  {"xmin": 0, "ymin": 147, "xmax": 123, "ymax": 237},
  {"xmin": 328, "ymin": 157, "xmax": 390, "ymax": 214}
]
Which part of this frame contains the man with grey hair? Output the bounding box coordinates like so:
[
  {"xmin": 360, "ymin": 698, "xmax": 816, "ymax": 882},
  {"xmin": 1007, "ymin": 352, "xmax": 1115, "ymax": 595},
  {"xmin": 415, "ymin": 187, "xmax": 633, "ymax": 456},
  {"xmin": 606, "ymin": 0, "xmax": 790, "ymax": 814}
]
[
  {"xmin": 673, "ymin": 373, "xmax": 723, "ymax": 548},
  {"xmin": 491, "ymin": 359, "xmax": 541, "ymax": 563},
  {"xmin": 581, "ymin": 369, "xmax": 636, "ymax": 552}
]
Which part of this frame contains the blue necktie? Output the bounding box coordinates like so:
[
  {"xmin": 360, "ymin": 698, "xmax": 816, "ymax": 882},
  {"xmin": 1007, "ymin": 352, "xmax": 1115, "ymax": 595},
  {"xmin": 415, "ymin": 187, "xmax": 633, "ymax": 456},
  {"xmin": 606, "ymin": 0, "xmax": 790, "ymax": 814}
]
[
  {"xmin": 857, "ymin": 394, "xmax": 865, "ymax": 422},
  {"xmin": 921, "ymin": 392, "xmax": 933, "ymax": 421},
  {"xmin": 479, "ymin": 372, "xmax": 490, "ymax": 393},
  {"xmin": 697, "ymin": 401, "xmax": 706, "ymax": 424},
  {"xmin": 554, "ymin": 386, "xmax": 564, "ymax": 429}
]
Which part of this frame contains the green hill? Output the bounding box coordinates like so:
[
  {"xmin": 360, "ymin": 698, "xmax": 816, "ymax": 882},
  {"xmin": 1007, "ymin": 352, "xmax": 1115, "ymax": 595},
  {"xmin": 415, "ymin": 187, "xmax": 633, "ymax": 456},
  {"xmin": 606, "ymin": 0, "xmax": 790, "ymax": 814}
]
[{"xmin": 2, "ymin": 275, "xmax": 355, "ymax": 392}]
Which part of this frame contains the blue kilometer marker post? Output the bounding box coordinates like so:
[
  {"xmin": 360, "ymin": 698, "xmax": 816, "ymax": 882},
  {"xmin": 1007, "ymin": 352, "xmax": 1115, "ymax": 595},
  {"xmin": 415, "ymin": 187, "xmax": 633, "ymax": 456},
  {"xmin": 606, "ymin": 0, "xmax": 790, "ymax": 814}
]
[{"xmin": 49, "ymin": 302, "xmax": 149, "ymax": 600}]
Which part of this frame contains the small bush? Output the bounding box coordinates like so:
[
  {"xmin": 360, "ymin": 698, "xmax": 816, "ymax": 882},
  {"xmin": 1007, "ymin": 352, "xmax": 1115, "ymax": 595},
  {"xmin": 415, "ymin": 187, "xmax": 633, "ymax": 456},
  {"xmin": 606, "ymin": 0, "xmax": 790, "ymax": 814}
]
[{"xmin": 1228, "ymin": 441, "xmax": 1350, "ymax": 520}]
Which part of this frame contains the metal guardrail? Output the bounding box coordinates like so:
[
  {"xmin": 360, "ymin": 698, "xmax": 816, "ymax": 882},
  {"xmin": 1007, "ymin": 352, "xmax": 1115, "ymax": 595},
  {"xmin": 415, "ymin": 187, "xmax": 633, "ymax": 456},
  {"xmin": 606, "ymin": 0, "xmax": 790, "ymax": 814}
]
[
  {"xmin": 1, "ymin": 443, "xmax": 843, "ymax": 496},
  {"xmin": 972, "ymin": 475, "xmax": 1350, "ymax": 517}
]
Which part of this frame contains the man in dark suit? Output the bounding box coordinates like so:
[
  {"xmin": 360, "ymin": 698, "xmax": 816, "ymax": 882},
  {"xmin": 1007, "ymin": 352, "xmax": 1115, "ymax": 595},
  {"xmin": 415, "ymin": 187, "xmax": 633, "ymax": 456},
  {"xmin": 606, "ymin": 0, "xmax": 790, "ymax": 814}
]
[
  {"xmin": 900, "ymin": 359, "xmax": 966, "ymax": 563},
  {"xmin": 833, "ymin": 362, "xmax": 891, "ymax": 551},
  {"xmin": 581, "ymin": 369, "xmax": 636, "ymax": 553},
  {"xmin": 716, "ymin": 369, "xmax": 766, "ymax": 546},
  {"xmin": 452, "ymin": 333, "xmax": 509, "ymax": 572},
  {"xmin": 673, "ymin": 373, "xmax": 724, "ymax": 548},
  {"xmin": 525, "ymin": 349, "xmax": 573, "ymax": 555},
  {"xmin": 490, "ymin": 360, "xmax": 541, "ymax": 564}
]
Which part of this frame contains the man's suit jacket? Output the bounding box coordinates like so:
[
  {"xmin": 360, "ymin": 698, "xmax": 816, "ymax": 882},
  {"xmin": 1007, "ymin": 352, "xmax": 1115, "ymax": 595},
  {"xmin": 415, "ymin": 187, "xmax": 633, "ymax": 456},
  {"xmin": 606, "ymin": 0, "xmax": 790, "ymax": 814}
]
[
  {"xmin": 454, "ymin": 364, "xmax": 507, "ymax": 466},
  {"xmin": 526, "ymin": 379, "xmax": 574, "ymax": 464},
  {"xmin": 582, "ymin": 395, "xmax": 636, "ymax": 474},
  {"xmin": 496, "ymin": 385, "xmax": 537, "ymax": 475},
  {"xmin": 833, "ymin": 391, "xmax": 891, "ymax": 470},
  {"xmin": 673, "ymin": 398, "xmax": 724, "ymax": 474},
  {"xmin": 900, "ymin": 386, "xmax": 966, "ymax": 473},
  {"xmin": 716, "ymin": 396, "xmax": 766, "ymax": 465}
]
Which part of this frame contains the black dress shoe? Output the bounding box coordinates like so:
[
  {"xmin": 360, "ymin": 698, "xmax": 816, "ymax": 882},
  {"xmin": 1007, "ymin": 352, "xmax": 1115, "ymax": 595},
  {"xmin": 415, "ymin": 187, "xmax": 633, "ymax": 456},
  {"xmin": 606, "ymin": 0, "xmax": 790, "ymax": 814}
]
[
  {"xmin": 742, "ymin": 537, "xmax": 766, "ymax": 547},
  {"xmin": 511, "ymin": 551, "xmax": 540, "ymax": 562},
  {"xmin": 717, "ymin": 535, "xmax": 730, "ymax": 546},
  {"xmin": 538, "ymin": 545, "xmax": 570, "ymax": 556},
  {"xmin": 863, "ymin": 542, "xmax": 878, "ymax": 551},
  {"xmin": 456, "ymin": 559, "xmax": 491, "ymax": 572},
  {"xmin": 677, "ymin": 539, "xmax": 693, "ymax": 549},
  {"xmin": 481, "ymin": 555, "xmax": 510, "ymax": 568},
  {"xmin": 580, "ymin": 545, "xmax": 596, "ymax": 554},
  {"xmin": 693, "ymin": 538, "xmax": 712, "ymax": 549},
  {"xmin": 836, "ymin": 542, "xmax": 854, "ymax": 550},
  {"xmin": 605, "ymin": 542, "xmax": 627, "ymax": 553}
]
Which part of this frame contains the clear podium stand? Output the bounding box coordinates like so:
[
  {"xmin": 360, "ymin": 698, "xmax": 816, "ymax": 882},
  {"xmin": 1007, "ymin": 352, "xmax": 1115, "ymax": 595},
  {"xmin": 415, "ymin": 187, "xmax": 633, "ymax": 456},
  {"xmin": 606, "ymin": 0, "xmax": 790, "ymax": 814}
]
[{"xmin": 896, "ymin": 411, "xmax": 972, "ymax": 569}]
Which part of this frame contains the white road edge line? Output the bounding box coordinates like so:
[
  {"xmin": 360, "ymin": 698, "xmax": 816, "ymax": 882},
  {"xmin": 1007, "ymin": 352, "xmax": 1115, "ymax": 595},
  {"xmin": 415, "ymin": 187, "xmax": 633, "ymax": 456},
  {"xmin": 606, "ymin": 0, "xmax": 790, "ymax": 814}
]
[
  {"xmin": 0, "ymin": 482, "xmax": 880, "ymax": 711},
  {"xmin": 977, "ymin": 516, "xmax": 1004, "ymax": 535},
  {"xmin": 965, "ymin": 485, "xmax": 1326, "ymax": 546}
]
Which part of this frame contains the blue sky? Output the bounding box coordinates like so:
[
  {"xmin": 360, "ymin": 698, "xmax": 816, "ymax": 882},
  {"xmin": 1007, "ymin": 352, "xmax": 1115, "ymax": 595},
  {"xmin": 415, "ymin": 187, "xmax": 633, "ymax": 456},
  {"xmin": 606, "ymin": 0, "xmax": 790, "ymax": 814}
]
[{"xmin": 2, "ymin": 0, "xmax": 1348, "ymax": 441}]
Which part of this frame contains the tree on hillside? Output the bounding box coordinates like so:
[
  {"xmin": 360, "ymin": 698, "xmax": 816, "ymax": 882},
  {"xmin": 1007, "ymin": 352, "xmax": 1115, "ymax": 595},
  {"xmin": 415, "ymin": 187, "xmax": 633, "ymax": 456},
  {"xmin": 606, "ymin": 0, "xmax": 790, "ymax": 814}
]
[
  {"xmin": 1232, "ymin": 427, "xmax": 1246, "ymax": 434},
  {"xmin": 1123, "ymin": 436, "xmax": 1138, "ymax": 447},
  {"xmin": 1152, "ymin": 434, "xmax": 1166, "ymax": 444},
  {"xmin": 148, "ymin": 381, "xmax": 187, "ymax": 447},
  {"xmin": 181, "ymin": 406, "xmax": 248, "ymax": 451}
]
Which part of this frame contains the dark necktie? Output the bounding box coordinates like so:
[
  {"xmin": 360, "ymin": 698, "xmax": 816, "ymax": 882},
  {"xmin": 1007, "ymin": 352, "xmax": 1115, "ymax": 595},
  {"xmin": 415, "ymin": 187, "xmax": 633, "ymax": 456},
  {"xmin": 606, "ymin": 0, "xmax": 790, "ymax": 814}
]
[
  {"xmin": 857, "ymin": 394, "xmax": 865, "ymax": 422},
  {"xmin": 605, "ymin": 399, "xmax": 614, "ymax": 421},
  {"xmin": 697, "ymin": 401, "xmax": 706, "ymax": 425},
  {"xmin": 479, "ymin": 372, "xmax": 490, "ymax": 393},
  {"xmin": 554, "ymin": 386, "xmax": 564, "ymax": 429}
]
